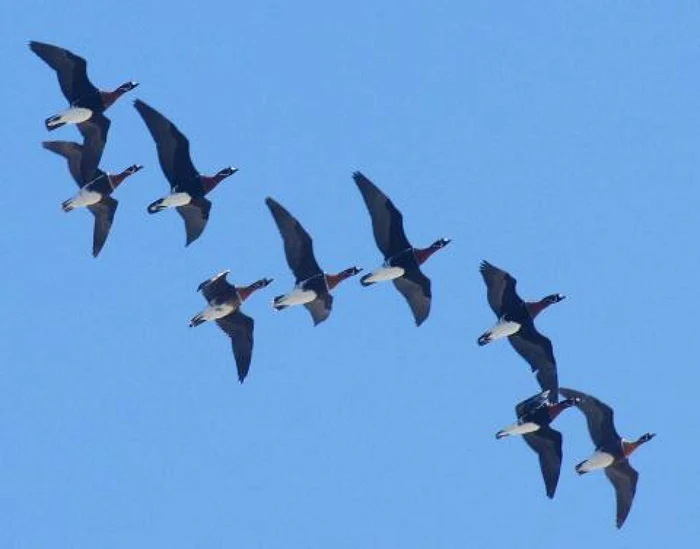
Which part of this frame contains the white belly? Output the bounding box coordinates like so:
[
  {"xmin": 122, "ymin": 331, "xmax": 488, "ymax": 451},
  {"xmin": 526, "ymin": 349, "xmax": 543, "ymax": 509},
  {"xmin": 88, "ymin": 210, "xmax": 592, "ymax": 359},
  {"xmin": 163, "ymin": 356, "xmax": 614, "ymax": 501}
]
[
  {"xmin": 578, "ymin": 451, "xmax": 615, "ymax": 472},
  {"xmin": 67, "ymin": 189, "xmax": 102, "ymax": 208},
  {"xmin": 276, "ymin": 287, "xmax": 317, "ymax": 307},
  {"xmin": 486, "ymin": 318, "xmax": 521, "ymax": 341},
  {"xmin": 52, "ymin": 107, "xmax": 93, "ymax": 125},
  {"xmin": 198, "ymin": 303, "xmax": 235, "ymax": 322},
  {"xmin": 496, "ymin": 421, "xmax": 540, "ymax": 438},
  {"xmin": 364, "ymin": 265, "xmax": 405, "ymax": 284},
  {"xmin": 161, "ymin": 192, "xmax": 192, "ymax": 208}
]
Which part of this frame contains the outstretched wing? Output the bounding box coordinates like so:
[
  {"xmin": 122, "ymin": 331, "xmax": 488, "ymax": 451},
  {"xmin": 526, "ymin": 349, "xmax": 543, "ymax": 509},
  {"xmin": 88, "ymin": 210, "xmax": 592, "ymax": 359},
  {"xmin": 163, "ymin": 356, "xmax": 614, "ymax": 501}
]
[
  {"xmin": 43, "ymin": 140, "xmax": 84, "ymax": 186},
  {"xmin": 605, "ymin": 459, "xmax": 639, "ymax": 529},
  {"xmin": 559, "ymin": 387, "xmax": 619, "ymax": 449},
  {"xmin": 304, "ymin": 292, "xmax": 333, "ymax": 326},
  {"xmin": 216, "ymin": 311, "xmax": 254, "ymax": 383},
  {"xmin": 515, "ymin": 390, "xmax": 551, "ymax": 418},
  {"xmin": 88, "ymin": 196, "xmax": 118, "ymax": 257},
  {"xmin": 77, "ymin": 113, "xmax": 111, "ymax": 182},
  {"xmin": 133, "ymin": 99, "xmax": 201, "ymax": 192},
  {"xmin": 265, "ymin": 197, "xmax": 323, "ymax": 282},
  {"xmin": 480, "ymin": 260, "xmax": 523, "ymax": 317},
  {"xmin": 177, "ymin": 197, "xmax": 212, "ymax": 246},
  {"xmin": 508, "ymin": 324, "xmax": 558, "ymax": 398},
  {"xmin": 353, "ymin": 171, "xmax": 411, "ymax": 259},
  {"xmin": 29, "ymin": 41, "xmax": 97, "ymax": 103},
  {"xmin": 393, "ymin": 268, "xmax": 431, "ymax": 326},
  {"xmin": 523, "ymin": 426, "xmax": 563, "ymax": 499},
  {"xmin": 198, "ymin": 271, "xmax": 234, "ymax": 303}
]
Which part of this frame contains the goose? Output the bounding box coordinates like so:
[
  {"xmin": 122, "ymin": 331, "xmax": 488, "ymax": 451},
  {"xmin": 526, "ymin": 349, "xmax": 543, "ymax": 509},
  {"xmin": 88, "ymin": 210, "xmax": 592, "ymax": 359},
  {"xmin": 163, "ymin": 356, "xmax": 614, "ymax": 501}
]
[
  {"xmin": 133, "ymin": 99, "xmax": 237, "ymax": 246},
  {"xmin": 496, "ymin": 390, "xmax": 579, "ymax": 498},
  {"xmin": 29, "ymin": 41, "xmax": 137, "ymax": 131},
  {"xmin": 559, "ymin": 387, "xmax": 655, "ymax": 528},
  {"xmin": 479, "ymin": 260, "xmax": 564, "ymax": 396},
  {"xmin": 353, "ymin": 171, "xmax": 450, "ymax": 326},
  {"xmin": 265, "ymin": 197, "xmax": 361, "ymax": 325},
  {"xmin": 190, "ymin": 271, "xmax": 272, "ymax": 383}
]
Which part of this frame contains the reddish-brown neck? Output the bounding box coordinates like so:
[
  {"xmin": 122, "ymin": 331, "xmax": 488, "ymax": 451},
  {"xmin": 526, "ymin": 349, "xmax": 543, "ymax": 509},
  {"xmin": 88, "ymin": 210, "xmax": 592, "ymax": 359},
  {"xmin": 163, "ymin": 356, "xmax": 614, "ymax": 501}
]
[
  {"xmin": 237, "ymin": 283, "xmax": 262, "ymax": 302},
  {"xmin": 200, "ymin": 172, "xmax": 228, "ymax": 195},
  {"xmin": 547, "ymin": 399, "xmax": 575, "ymax": 421},
  {"xmin": 326, "ymin": 269, "xmax": 356, "ymax": 290},
  {"xmin": 100, "ymin": 84, "xmax": 132, "ymax": 109},
  {"xmin": 622, "ymin": 440, "xmax": 642, "ymax": 457},
  {"xmin": 109, "ymin": 167, "xmax": 137, "ymax": 190},
  {"xmin": 414, "ymin": 246, "xmax": 439, "ymax": 265},
  {"xmin": 525, "ymin": 298, "xmax": 554, "ymax": 319}
]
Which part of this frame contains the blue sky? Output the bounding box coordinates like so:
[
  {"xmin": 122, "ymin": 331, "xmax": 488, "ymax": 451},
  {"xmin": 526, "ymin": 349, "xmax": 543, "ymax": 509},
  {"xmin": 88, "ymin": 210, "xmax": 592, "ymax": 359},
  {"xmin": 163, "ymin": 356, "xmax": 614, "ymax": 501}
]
[{"xmin": 2, "ymin": 1, "xmax": 697, "ymax": 547}]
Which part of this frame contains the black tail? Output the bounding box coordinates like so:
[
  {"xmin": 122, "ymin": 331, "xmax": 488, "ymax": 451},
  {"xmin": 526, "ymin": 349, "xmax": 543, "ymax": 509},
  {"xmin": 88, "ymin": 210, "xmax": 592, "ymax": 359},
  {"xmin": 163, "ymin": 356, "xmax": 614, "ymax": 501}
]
[
  {"xmin": 272, "ymin": 295, "xmax": 288, "ymax": 311},
  {"xmin": 477, "ymin": 332, "xmax": 491, "ymax": 346},
  {"xmin": 360, "ymin": 273, "xmax": 376, "ymax": 286},
  {"xmin": 45, "ymin": 115, "xmax": 65, "ymax": 131},
  {"xmin": 147, "ymin": 198, "xmax": 165, "ymax": 214}
]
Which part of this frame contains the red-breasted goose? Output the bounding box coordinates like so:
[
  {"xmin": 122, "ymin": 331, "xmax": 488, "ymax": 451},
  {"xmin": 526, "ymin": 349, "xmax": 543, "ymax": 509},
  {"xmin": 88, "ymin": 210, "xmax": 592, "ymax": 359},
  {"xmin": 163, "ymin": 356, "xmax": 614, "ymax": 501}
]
[
  {"xmin": 496, "ymin": 390, "xmax": 579, "ymax": 498},
  {"xmin": 479, "ymin": 260, "xmax": 565, "ymax": 396},
  {"xmin": 133, "ymin": 99, "xmax": 238, "ymax": 246},
  {"xmin": 265, "ymin": 197, "xmax": 361, "ymax": 326},
  {"xmin": 29, "ymin": 41, "xmax": 137, "ymax": 131},
  {"xmin": 43, "ymin": 140, "xmax": 142, "ymax": 257},
  {"xmin": 559, "ymin": 387, "xmax": 655, "ymax": 529},
  {"xmin": 190, "ymin": 271, "xmax": 273, "ymax": 383},
  {"xmin": 352, "ymin": 172, "xmax": 450, "ymax": 326}
]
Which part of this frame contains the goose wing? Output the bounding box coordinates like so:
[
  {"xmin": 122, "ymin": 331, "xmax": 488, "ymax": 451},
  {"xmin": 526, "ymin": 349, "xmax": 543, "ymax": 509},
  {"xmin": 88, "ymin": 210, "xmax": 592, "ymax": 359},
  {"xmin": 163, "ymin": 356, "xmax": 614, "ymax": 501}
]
[
  {"xmin": 197, "ymin": 271, "xmax": 235, "ymax": 303},
  {"xmin": 392, "ymin": 268, "xmax": 431, "ymax": 326},
  {"xmin": 559, "ymin": 388, "xmax": 620, "ymax": 448},
  {"xmin": 29, "ymin": 41, "xmax": 98, "ymax": 103},
  {"xmin": 523, "ymin": 426, "xmax": 563, "ymax": 499},
  {"xmin": 43, "ymin": 140, "xmax": 84, "ymax": 186},
  {"xmin": 216, "ymin": 311, "xmax": 254, "ymax": 383},
  {"xmin": 480, "ymin": 260, "xmax": 523, "ymax": 316},
  {"xmin": 265, "ymin": 197, "xmax": 323, "ymax": 282},
  {"xmin": 88, "ymin": 196, "xmax": 118, "ymax": 257},
  {"xmin": 304, "ymin": 292, "xmax": 333, "ymax": 326},
  {"xmin": 133, "ymin": 99, "xmax": 201, "ymax": 193},
  {"xmin": 177, "ymin": 197, "xmax": 212, "ymax": 246},
  {"xmin": 508, "ymin": 324, "xmax": 559, "ymax": 398},
  {"xmin": 604, "ymin": 459, "xmax": 639, "ymax": 529},
  {"xmin": 77, "ymin": 113, "xmax": 110, "ymax": 182},
  {"xmin": 353, "ymin": 171, "xmax": 411, "ymax": 259}
]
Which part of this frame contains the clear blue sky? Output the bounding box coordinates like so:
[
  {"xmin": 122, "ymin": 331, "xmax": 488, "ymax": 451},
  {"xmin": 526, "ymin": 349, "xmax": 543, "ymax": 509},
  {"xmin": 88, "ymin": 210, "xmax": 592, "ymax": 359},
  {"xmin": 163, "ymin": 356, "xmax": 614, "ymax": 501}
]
[{"xmin": 2, "ymin": 1, "xmax": 696, "ymax": 547}]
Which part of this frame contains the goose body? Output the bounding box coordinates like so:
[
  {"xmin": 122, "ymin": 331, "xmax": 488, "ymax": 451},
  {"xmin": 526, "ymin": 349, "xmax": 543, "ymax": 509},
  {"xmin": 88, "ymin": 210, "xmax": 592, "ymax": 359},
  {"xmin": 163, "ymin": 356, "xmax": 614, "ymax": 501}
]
[
  {"xmin": 495, "ymin": 390, "xmax": 578, "ymax": 498},
  {"xmin": 43, "ymin": 139, "xmax": 141, "ymax": 257},
  {"xmin": 478, "ymin": 260, "xmax": 565, "ymax": 397},
  {"xmin": 30, "ymin": 41, "xmax": 137, "ymax": 131},
  {"xmin": 559, "ymin": 387, "xmax": 655, "ymax": 528},
  {"xmin": 266, "ymin": 197, "xmax": 361, "ymax": 325},
  {"xmin": 353, "ymin": 171, "xmax": 450, "ymax": 326},
  {"xmin": 189, "ymin": 271, "xmax": 273, "ymax": 383},
  {"xmin": 133, "ymin": 99, "xmax": 237, "ymax": 246}
]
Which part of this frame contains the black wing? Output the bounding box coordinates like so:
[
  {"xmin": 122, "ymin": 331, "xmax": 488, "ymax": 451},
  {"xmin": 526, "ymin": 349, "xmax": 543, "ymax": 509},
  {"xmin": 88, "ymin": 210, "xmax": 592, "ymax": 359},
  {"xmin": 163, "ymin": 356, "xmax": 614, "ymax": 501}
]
[
  {"xmin": 133, "ymin": 99, "xmax": 201, "ymax": 193},
  {"xmin": 604, "ymin": 459, "xmax": 639, "ymax": 529},
  {"xmin": 515, "ymin": 390, "xmax": 551, "ymax": 419},
  {"xmin": 29, "ymin": 41, "xmax": 98, "ymax": 103},
  {"xmin": 88, "ymin": 196, "xmax": 118, "ymax": 257},
  {"xmin": 177, "ymin": 197, "xmax": 212, "ymax": 246},
  {"xmin": 559, "ymin": 388, "xmax": 619, "ymax": 449},
  {"xmin": 43, "ymin": 140, "xmax": 84, "ymax": 185},
  {"xmin": 198, "ymin": 271, "xmax": 234, "ymax": 303},
  {"xmin": 265, "ymin": 197, "xmax": 323, "ymax": 282},
  {"xmin": 508, "ymin": 324, "xmax": 559, "ymax": 398},
  {"xmin": 480, "ymin": 260, "xmax": 523, "ymax": 317},
  {"xmin": 304, "ymin": 292, "xmax": 333, "ymax": 326},
  {"xmin": 216, "ymin": 311, "xmax": 254, "ymax": 383},
  {"xmin": 353, "ymin": 171, "xmax": 411, "ymax": 259},
  {"xmin": 523, "ymin": 426, "xmax": 563, "ymax": 499},
  {"xmin": 77, "ymin": 113, "xmax": 110, "ymax": 182},
  {"xmin": 393, "ymin": 268, "xmax": 431, "ymax": 326}
]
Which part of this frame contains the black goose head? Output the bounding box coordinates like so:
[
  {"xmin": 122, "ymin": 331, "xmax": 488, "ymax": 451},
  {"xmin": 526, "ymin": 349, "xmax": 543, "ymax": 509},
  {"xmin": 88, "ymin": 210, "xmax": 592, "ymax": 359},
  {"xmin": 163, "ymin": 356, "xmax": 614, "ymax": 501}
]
[
  {"xmin": 118, "ymin": 81, "xmax": 139, "ymax": 93},
  {"xmin": 430, "ymin": 237, "xmax": 451, "ymax": 250},
  {"xmin": 544, "ymin": 293, "xmax": 566, "ymax": 304},
  {"xmin": 637, "ymin": 432, "xmax": 656, "ymax": 444}
]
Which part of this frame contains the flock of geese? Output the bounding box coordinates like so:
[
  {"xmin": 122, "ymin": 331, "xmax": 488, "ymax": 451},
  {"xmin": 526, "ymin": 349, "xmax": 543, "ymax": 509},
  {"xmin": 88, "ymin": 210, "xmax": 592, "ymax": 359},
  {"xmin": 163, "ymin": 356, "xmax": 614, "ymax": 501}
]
[{"xmin": 30, "ymin": 40, "xmax": 655, "ymax": 530}]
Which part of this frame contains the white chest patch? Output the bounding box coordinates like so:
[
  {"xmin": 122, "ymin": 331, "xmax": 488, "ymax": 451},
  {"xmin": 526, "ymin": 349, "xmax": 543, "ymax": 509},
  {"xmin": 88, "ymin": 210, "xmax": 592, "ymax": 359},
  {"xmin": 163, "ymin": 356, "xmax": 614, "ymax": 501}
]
[
  {"xmin": 68, "ymin": 189, "xmax": 102, "ymax": 208},
  {"xmin": 578, "ymin": 451, "xmax": 615, "ymax": 472},
  {"xmin": 160, "ymin": 192, "xmax": 192, "ymax": 208},
  {"xmin": 54, "ymin": 107, "xmax": 93, "ymax": 125},
  {"xmin": 497, "ymin": 421, "xmax": 540, "ymax": 438},
  {"xmin": 276, "ymin": 287, "xmax": 317, "ymax": 307},
  {"xmin": 363, "ymin": 265, "xmax": 405, "ymax": 284}
]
